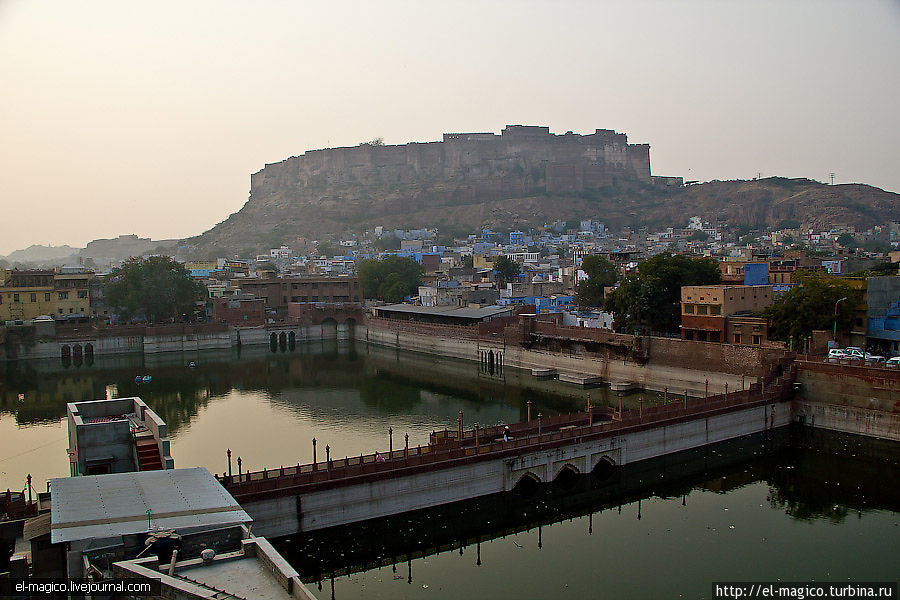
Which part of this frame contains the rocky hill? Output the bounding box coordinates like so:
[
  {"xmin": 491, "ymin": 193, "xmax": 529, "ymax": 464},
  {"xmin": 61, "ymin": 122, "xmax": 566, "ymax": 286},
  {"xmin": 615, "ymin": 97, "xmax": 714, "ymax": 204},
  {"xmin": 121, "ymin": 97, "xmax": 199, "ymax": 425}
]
[{"xmin": 183, "ymin": 126, "xmax": 899, "ymax": 256}]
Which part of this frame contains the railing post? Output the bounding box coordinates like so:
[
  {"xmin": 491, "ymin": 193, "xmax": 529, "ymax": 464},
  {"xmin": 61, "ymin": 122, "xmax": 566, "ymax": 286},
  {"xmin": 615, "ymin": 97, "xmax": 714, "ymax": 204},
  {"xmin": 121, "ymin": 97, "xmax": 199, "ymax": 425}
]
[
  {"xmin": 389, "ymin": 427, "xmax": 393, "ymax": 455},
  {"xmin": 405, "ymin": 433, "xmax": 409, "ymax": 458},
  {"xmin": 326, "ymin": 445, "xmax": 331, "ymax": 470},
  {"xmin": 537, "ymin": 413, "xmax": 542, "ymax": 437},
  {"xmin": 705, "ymin": 379, "xmax": 709, "ymax": 399},
  {"xmin": 237, "ymin": 457, "xmax": 242, "ymax": 481},
  {"xmin": 227, "ymin": 449, "xmax": 232, "ymax": 478},
  {"xmin": 474, "ymin": 424, "xmax": 479, "ymax": 451},
  {"xmin": 312, "ymin": 438, "xmax": 317, "ymax": 471},
  {"xmin": 526, "ymin": 400, "xmax": 532, "ymax": 422}
]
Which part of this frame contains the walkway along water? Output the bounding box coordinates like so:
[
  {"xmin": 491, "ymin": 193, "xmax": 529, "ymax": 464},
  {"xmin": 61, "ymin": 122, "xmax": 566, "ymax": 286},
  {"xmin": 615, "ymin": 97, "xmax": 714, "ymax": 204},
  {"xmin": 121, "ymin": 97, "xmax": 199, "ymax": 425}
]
[{"xmin": 219, "ymin": 357, "xmax": 797, "ymax": 537}]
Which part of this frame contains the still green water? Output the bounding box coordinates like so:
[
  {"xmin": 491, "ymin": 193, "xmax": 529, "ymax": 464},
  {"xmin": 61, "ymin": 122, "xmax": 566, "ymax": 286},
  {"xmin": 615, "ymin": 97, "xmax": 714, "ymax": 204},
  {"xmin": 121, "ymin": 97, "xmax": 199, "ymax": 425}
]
[{"xmin": 1, "ymin": 340, "xmax": 897, "ymax": 599}]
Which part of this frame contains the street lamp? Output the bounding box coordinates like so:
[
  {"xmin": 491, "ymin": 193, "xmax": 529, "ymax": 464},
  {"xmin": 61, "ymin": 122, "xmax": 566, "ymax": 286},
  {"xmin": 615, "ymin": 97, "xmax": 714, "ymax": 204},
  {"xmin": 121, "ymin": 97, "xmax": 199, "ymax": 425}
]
[{"xmin": 833, "ymin": 296, "xmax": 848, "ymax": 340}]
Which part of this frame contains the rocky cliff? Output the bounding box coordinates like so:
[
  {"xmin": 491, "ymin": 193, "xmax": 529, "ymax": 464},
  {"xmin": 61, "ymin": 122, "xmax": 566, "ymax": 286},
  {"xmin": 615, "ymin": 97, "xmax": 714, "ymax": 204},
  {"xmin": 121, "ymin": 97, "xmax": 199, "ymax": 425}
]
[{"xmin": 184, "ymin": 126, "xmax": 899, "ymax": 256}]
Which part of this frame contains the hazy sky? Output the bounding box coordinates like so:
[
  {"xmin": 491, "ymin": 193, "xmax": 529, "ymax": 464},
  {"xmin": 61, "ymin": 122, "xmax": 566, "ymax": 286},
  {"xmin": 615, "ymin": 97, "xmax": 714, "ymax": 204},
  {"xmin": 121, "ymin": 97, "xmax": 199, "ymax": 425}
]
[{"xmin": 1, "ymin": 0, "xmax": 898, "ymax": 254}]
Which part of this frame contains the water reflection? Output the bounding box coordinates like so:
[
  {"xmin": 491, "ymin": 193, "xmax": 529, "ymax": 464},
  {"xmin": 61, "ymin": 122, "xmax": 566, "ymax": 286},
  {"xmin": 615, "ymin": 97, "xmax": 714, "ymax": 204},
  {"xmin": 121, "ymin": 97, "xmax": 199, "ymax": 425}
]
[
  {"xmin": 275, "ymin": 429, "xmax": 899, "ymax": 600},
  {"xmin": 1, "ymin": 340, "xmax": 653, "ymax": 434},
  {"xmin": 2, "ymin": 341, "xmax": 656, "ymax": 488}
]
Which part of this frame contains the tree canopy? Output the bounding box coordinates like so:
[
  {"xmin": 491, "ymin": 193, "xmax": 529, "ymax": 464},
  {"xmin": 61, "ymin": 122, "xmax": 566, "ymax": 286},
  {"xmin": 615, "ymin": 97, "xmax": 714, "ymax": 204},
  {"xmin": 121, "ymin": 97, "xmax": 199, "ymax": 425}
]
[
  {"xmin": 357, "ymin": 256, "xmax": 423, "ymax": 303},
  {"xmin": 605, "ymin": 252, "xmax": 721, "ymax": 334},
  {"xmin": 104, "ymin": 256, "xmax": 205, "ymax": 323},
  {"xmin": 575, "ymin": 255, "xmax": 617, "ymax": 307},
  {"xmin": 493, "ymin": 255, "xmax": 522, "ymax": 287},
  {"xmin": 762, "ymin": 274, "xmax": 862, "ymax": 348}
]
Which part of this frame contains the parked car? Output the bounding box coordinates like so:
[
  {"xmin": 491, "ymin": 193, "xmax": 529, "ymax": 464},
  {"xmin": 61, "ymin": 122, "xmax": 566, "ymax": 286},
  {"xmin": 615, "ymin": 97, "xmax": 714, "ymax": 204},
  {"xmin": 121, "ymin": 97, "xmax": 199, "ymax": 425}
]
[
  {"xmin": 864, "ymin": 354, "xmax": 885, "ymax": 363},
  {"xmin": 828, "ymin": 348, "xmax": 847, "ymax": 359},
  {"xmin": 844, "ymin": 347, "xmax": 864, "ymax": 357},
  {"xmin": 886, "ymin": 357, "xmax": 900, "ymax": 367}
]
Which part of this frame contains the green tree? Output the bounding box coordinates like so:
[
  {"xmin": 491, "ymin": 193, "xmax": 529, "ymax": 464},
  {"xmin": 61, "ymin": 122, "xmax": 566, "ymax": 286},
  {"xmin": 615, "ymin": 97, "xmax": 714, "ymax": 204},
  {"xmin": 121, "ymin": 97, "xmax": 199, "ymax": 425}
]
[
  {"xmin": 690, "ymin": 230, "xmax": 709, "ymax": 242},
  {"xmin": 837, "ymin": 233, "xmax": 858, "ymax": 249},
  {"xmin": 374, "ymin": 236, "xmax": 401, "ymax": 251},
  {"xmin": 762, "ymin": 275, "xmax": 862, "ymax": 348},
  {"xmin": 316, "ymin": 241, "xmax": 335, "ymax": 257},
  {"xmin": 575, "ymin": 256, "xmax": 618, "ymax": 306},
  {"xmin": 460, "ymin": 255, "xmax": 474, "ymax": 269},
  {"xmin": 493, "ymin": 255, "xmax": 522, "ymax": 286},
  {"xmin": 104, "ymin": 256, "xmax": 205, "ymax": 323},
  {"xmin": 357, "ymin": 256, "xmax": 423, "ymax": 302},
  {"xmin": 605, "ymin": 252, "xmax": 721, "ymax": 334}
]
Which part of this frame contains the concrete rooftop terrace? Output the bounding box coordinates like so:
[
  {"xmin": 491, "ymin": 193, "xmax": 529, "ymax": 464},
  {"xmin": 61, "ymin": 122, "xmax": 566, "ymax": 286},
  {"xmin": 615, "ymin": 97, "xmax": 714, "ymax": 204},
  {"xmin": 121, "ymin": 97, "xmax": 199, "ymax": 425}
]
[{"xmin": 50, "ymin": 467, "xmax": 250, "ymax": 544}]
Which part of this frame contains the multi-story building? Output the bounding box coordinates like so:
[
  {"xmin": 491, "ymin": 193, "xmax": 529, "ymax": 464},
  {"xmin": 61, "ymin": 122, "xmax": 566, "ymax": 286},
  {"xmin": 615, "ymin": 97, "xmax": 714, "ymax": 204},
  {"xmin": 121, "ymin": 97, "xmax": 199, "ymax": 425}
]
[
  {"xmin": 54, "ymin": 271, "xmax": 94, "ymax": 318},
  {"xmin": 238, "ymin": 275, "xmax": 360, "ymax": 317},
  {"xmin": 681, "ymin": 284, "xmax": 774, "ymax": 343},
  {"xmin": 0, "ymin": 270, "xmax": 55, "ymax": 321}
]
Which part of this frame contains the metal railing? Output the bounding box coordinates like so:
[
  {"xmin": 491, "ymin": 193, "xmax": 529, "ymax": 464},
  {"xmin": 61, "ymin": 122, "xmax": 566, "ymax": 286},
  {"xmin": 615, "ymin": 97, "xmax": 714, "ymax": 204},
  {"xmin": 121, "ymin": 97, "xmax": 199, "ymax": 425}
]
[{"xmin": 219, "ymin": 361, "xmax": 796, "ymax": 503}]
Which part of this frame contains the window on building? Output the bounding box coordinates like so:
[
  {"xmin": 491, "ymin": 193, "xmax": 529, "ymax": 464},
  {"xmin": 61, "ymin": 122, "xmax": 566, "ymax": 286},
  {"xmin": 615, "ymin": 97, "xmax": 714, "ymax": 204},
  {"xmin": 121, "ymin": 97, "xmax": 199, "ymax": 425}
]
[
  {"xmin": 752, "ymin": 335, "xmax": 761, "ymax": 345},
  {"xmin": 30, "ymin": 293, "xmax": 36, "ymax": 302},
  {"xmin": 696, "ymin": 305, "xmax": 708, "ymax": 315},
  {"xmin": 59, "ymin": 292, "xmax": 68, "ymax": 300},
  {"xmin": 45, "ymin": 293, "xmax": 51, "ymax": 301},
  {"xmin": 733, "ymin": 333, "xmax": 742, "ymax": 344},
  {"xmin": 78, "ymin": 291, "xmax": 87, "ymax": 299},
  {"xmin": 683, "ymin": 304, "xmax": 694, "ymax": 314},
  {"xmin": 13, "ymin": 293, "xmax": 20, "ymax": 302},
  {"xmin": 710, "ymin": 305, "xmax": 722, "ymax": 316}
]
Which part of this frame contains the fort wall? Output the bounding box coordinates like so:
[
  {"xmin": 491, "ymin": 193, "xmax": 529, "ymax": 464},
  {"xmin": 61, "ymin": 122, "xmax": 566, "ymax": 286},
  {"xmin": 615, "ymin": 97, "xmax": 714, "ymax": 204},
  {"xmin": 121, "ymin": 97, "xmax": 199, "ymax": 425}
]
[{"xmin": 251, "ymin": 125, "xmax": 654, "ymax": 195}]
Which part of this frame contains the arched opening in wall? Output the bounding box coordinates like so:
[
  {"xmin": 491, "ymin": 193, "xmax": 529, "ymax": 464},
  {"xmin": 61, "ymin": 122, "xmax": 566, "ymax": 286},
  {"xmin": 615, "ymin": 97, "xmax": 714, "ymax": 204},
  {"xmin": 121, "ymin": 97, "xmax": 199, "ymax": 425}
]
[
  {"xmin": 270, "ymin": 332, "xmax": 278, "ymax": 352},
  {"xmin": 72, "ymin": 344, "xmax": 83, "ymax": 367},
  {"xmin": 344, "ymin": 318, "xmax": 357, "ymax": 337},
  {"xmin": 279, "ymin": 332, "xmax": 287, "ymax": 351},
  {"xmin": 591, "ymin": 456, "xmax": 617, "ymax": 482},
  {"xmin": 488, "ymin": 350, "xmax": 495, "ymax": 375},
  {"xmin": 512, "ymin": 472, "xmax": 542, "ymax": 497},
  {"xmin": 321, "ymin": 318, "xmax": 338, "ymax": 338},
  {"xmin": 288, "ymin": 331, "xmax": 296, "ymax": 350},
  {"xmin": 61, "ymin": 345, "xmax": 71, "ymax": 367},
  {"xmin": 84, "ymin": 343, "xmax": 94, "ymax": 366},
  {"xmin": 553, "ymin": 464, "xmax": 581, "ymax": 489}
]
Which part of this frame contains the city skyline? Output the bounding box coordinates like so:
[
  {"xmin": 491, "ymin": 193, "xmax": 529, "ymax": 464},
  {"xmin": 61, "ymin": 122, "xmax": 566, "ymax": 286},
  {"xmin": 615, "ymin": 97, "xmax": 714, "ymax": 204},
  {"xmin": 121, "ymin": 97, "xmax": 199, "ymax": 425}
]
[{"xmin": 1, "ymin": 0, "xmax": 898, "ymax": 254}]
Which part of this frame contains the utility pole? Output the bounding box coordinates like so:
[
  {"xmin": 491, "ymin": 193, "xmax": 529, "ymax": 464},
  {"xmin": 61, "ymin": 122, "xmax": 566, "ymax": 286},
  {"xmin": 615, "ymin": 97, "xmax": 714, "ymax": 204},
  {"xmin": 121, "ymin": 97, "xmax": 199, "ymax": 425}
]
[{"xmin": 830, "ymin": 172, "xmax": 835, "ymax": 185}]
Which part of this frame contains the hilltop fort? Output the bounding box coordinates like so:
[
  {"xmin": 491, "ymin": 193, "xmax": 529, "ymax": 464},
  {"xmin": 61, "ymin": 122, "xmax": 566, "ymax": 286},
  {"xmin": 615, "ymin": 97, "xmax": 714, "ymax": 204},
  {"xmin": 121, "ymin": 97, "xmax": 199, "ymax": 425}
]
[
  {"xmin": 252, "ymin": 125, "xmax": 663, "ymax": 196},
  {"xmin": 184, "ymin": 125, "xmax": 897, "ymax": 256}
]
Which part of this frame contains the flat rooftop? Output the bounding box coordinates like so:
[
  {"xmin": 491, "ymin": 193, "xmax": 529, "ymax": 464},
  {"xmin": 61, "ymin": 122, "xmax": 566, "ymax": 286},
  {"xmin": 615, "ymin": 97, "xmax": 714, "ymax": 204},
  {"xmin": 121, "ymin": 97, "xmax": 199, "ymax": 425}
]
[
  {"xmin": 178, "ymin": 553, "xmax": 295, "ymax": 600},
  {"xmin": 375, "ymin": 303, "xmax": 512, "ymax": 320},
  {"xmin": 50, "ymin": 467, "xmax": 250, "ymax": 544}
]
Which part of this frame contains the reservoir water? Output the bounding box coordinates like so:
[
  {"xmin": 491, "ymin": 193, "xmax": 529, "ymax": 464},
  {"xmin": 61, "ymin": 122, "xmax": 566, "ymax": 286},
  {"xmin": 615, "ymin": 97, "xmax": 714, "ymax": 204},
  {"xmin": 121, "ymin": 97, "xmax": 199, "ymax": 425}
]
[{"xmin": 1, "ymin": 340, "xmax": 897, "ymax": 598}]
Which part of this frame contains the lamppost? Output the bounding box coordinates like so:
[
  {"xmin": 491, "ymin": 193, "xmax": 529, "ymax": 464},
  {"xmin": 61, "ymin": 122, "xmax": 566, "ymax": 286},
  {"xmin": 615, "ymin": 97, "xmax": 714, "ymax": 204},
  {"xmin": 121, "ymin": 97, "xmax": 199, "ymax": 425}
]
[{"xmin": 834, "ymin": 296, "xmax": 848, "ymax": 341}]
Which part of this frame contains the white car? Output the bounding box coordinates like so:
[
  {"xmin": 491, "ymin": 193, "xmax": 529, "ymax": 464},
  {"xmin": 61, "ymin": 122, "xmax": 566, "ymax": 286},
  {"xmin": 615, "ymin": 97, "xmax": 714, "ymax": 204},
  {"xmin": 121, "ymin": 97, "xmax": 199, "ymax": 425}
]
[
  {"xmin": 886, "ymin": 357, "xmax": 900, "ymax": 367},
  {"xmin": 864, "ymin": 353, "xmax": 885, "ymax": 363},
  {"xmin": 828, "ymin": 349, "xmax": 847, "ymax": 359},
  {"xmin": 844, "ymin": 347, "xmax": 864, "ymax": 357}
]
